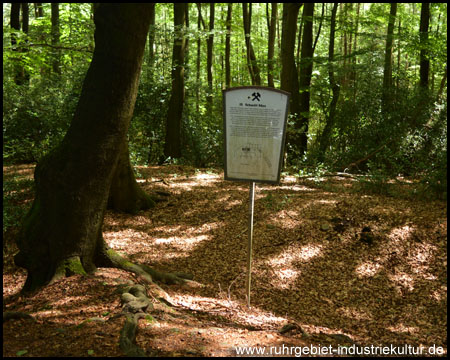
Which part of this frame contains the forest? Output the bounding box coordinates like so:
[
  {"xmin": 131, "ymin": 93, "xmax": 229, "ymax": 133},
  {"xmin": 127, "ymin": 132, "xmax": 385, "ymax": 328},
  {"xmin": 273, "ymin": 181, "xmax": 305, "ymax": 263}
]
[{"xmin": 3, "ymin": 3, "xmax": 447, "ymax": 357}]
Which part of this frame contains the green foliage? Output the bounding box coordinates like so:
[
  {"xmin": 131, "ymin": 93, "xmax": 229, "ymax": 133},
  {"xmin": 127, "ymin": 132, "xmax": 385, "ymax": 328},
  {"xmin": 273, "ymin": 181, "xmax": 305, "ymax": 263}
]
[
  {"xmin": 3, "ymin": 3, "xmax": 92, "ymax": 164},
  {"xmin": 128, "ymin": 77, "xmax": 171, "ymax": 165},
  {"xmin": 2, "ymin": 3, "xmax": 447, "ymax": 200}
]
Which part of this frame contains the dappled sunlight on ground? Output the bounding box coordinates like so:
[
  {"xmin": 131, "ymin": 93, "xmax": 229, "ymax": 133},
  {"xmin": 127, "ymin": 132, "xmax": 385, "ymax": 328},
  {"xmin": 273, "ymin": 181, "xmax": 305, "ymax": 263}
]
[{"xmin": 3, "ymin": 164, "xmax": 447, "ymax": 356}]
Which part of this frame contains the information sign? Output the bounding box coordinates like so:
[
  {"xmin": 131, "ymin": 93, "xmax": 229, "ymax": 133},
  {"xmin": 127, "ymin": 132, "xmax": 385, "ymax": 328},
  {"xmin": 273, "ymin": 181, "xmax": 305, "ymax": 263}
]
[{"xmin": 223, "ymin": 86, "xmax": 290, "ymax": 184}]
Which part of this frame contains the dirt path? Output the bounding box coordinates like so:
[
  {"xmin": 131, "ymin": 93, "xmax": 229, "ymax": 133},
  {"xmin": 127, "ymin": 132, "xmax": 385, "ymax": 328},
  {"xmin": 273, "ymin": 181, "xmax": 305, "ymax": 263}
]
[{"xmin": 3, "ymin": 165, "xmax": 447, "ymax": 357}]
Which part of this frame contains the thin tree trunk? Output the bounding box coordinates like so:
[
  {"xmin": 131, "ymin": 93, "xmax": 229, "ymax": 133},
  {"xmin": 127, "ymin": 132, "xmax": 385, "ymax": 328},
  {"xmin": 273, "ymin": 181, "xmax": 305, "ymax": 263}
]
[
  {"xmin": 10, "ymin": 3, "xmax": 29, "ymax": 85},
  {"xmin": 382, "ymin": 3, "xmax": 397, "ymax": 112},
  {"xmin": 225, "ymin": 3, "xmax": 232, "ymax": 89},
  {"xmin": 318, "ymin": 3, "xmax": 340, "ymax": 162},
  {"xmin": 206, "ymin": 3, "xmax": 214, "ymax": 110},
  {"xmin": 296, "ymin": 3, "xmax": 314, "ymax": 157},
  {"xmin": 196, "ymin": 3, "xmax": 203, "ymax": 112},
  {"xmin": 267, "ymin": 3, "xmax": 277, "ymax": 88},
  {"xmin": 163, "ymin": 3, "xmax": 187, "ymax": 160},
  {"xmin": 243, "ymin": 3, "xmax": 261, "ymax": 85},
  {"xmin": 419, "ymin": 3, "xmax": 430, "ymax": 89},
  {"xmin": 147, "ymin": 4, "xmax": 156, "ymax": 80},
  {"xmin": 352, "ymin": 3, "xmax": 360, "ymax": 103},
  {"xmin": 51, "ymin": 3, "xmax": 61, "ymax": 75}
]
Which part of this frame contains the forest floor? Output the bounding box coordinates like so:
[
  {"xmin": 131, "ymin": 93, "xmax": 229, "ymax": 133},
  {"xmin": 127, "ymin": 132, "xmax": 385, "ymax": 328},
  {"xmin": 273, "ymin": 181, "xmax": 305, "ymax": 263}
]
[{"xmin": 3, "ymin": 164, "xmax": 447, "ymax": 357}]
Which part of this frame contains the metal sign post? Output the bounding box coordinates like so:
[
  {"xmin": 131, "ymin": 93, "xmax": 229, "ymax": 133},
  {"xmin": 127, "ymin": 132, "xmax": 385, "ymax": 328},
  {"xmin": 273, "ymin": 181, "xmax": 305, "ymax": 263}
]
[
  {"xmin": 223, "ymin": 86, "xmax": 290, "ymax": 308},
  {"xmin": 246, "ymin": 181, "xmax": 255, "ymax": 307}
]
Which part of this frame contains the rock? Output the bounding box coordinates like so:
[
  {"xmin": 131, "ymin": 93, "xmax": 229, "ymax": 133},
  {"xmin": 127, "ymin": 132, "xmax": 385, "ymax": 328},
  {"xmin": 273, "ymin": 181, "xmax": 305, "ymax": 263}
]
[
  {"xmin": 320, "ymin": 222, "xmax": 330, "ymax": 231},
  {"xmin": 360, "ymin": 226, "xmax": 374, "ymax": 244}
]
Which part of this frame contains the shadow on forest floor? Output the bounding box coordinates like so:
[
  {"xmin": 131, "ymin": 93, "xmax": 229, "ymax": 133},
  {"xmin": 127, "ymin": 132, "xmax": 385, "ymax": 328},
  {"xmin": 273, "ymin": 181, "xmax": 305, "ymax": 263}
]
[{"xmin": 3, "ymin": 164, "xmax": 447, "ymax": 357}]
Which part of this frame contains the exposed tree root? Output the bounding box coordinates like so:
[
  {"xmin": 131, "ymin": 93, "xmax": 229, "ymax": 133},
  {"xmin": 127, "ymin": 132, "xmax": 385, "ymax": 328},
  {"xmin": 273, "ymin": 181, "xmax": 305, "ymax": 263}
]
[
  {"xmin": 104, "ymin": 250, "xmax": 202, "ymax": 357},
  {"xmin": 118, "ymin": 284, "xmax": 152, "ymax": 357},
  {"xmin": 3, "ymin": 311, "xmax": 36, "ymax": 322}
]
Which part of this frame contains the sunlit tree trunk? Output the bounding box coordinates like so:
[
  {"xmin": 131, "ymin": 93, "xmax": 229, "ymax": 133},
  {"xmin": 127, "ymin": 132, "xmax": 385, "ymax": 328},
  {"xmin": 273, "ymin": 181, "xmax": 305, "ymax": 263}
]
[{"xmin": 296, "ymin": 3, "xmax": 314, "ymax": 157}]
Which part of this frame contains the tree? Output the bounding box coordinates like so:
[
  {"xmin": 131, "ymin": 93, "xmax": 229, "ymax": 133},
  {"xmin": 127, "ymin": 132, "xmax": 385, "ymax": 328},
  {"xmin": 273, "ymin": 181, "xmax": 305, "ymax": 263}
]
[
  {"xmin": 108, "ymin": 140, "xmax": 156, "ymax": 214},
  {"xmin": 280, "ymin": 3, "xmax": 301, "ymax": 161},
  {"xmin": 243, "ymin": 3, "xmax": 261, "ymax": 85},
  {"xmin": 266, "ymin": 3, "xmax": 277, "ymax": 88},
  {"xmin": 318, "ymin": 3, "xmax": 340, "ymax": 162},
  {"xmin": 206, "ymin": 3, "xmax": 215, "ymax": 109},
  {"xmin": 296, "ymin": 3, "xmax": 314, "ymax": 157},
  {"xmin": 163, "ymin": 3, "xmax": 187, "ymax": 160},
  {"xmin": 14, "ymin": 4, "xmax": 153, "ymax": 292},
  {"xmin": 51, "ymin": 3, "xmax": 61, "ymax": 75},
  {"xmin": 419, "ymin": 3, "xmax": 430, "ymax": 89},
  {"xmin": 382, "ymin": 3, "xmax": 397, "ymax": 112},
  {"xmin": 225, "ymin": 3, "xmax": 232, "ymax": 89},
  {"xmin": 10, "ymin": 3, "xmax": 29, "ymax": 85}
]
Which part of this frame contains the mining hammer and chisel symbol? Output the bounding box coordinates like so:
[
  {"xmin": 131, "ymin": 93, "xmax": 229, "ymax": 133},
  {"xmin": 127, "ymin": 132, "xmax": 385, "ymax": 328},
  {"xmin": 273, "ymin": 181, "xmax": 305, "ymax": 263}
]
[{"xmin": 248, "ymin": 92, "xmax": 261, "ymax": 101}]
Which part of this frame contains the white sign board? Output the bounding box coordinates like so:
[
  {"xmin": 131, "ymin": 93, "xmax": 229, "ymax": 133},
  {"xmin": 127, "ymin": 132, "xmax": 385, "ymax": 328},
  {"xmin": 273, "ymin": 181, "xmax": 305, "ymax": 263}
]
[{"xmin": 223, "ymin": 86, "xmax": 290, "ymax": 184}]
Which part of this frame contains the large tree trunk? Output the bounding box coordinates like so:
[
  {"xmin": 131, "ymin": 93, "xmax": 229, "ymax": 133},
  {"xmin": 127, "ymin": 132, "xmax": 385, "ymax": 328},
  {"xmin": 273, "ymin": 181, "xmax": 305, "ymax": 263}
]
[
  {"xmin": 280, "ymin": 3, "xmax": 301, "ymax": 163},
  {"xmin": 14, "ymin": 4, "xmax": 153, "ymax": 292},
  {"xmin": 163, "ymin": 3, "xmax": 187, "ymax": 160},
  {"xmin": 108, "ymin": 140, "xmax": 155, "ymax": 214}
]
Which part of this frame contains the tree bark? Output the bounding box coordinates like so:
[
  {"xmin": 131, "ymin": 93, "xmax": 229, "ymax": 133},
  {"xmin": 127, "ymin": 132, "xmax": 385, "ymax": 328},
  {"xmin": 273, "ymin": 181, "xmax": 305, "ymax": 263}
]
[
  {"xmin": 382, "ymin": 3, "xmax": 397, "ymax": 112},
  {"xmin": 318, "ymin": 3, "xmax": 340, "ymax": 162},
  {"xmin": 267, "ymin": 3, "xmax": 277, "ymax": 88},
  {"xmin": 147, "ymin": 4, "xmax": 156, "ymax": 80},
  {"xmin": 163, "ymin": 3, "xmax": 187, "ymax": 160},
  {"xmin": 51, "ymin": 3, "xmax": 61, "ymax": 75},
  {"xmin": 280, "ymin": 3, "xmax": 301, "ymax": 162},
  {"xmin": 225, "ymin": 3, "xmax": 232, "ymax": 89},
  {"xmin": 243, "ymin": 3, "xmax": 261, "ymax": 85},
  {"xmin": 108, "ymin": 141, "xmax": 155, "ymax": 214},
  {"xmin": 419, "ymin": 3, "xmax": 430, "ymax": 90},
  {"xmin": 206, "ymin": 3, "xmax": 215, "ymax": 110},
  {"xmin": 14, "ymin": 4, "xmax": 153, "ymax": 292},
  {"xmin": 34, "ymin": 3, "xmax": 44, "ymax": 18},
  {"xmin": 10, "ymin": 3, "xmax": 29, "ymax": 85},
  {"xmin": 196, "ymin": 3, "xmax": 204, "ymax": 112},
  {"xmin": 296, "ymin": 3, "xmax": 314, "ymax": 157}
]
